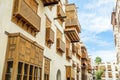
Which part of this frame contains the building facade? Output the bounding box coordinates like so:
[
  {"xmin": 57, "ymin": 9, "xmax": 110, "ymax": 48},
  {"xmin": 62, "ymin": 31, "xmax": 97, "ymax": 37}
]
[
  {"xmin": 0, "ymin": 0, "xmax": 92, "ymax": 80},
  {"xmin": 111, "ymin": 0, "xmax": 120, "ymax": 79},
  {"xmin": 99, "ymin": 62, "xmax": 119, "ymax": 80},
  {"xmin": 81, "ymin": 43, "xmax": 92, "ymax": 80}
]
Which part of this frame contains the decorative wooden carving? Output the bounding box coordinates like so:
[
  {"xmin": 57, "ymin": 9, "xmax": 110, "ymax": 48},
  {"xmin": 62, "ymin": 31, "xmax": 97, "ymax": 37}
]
[
  {"xmin": 66, "ymin": 48, "xmax": 72, "ymax": 59},
  {"xmin": 7, "ymin": 33, "xmax": 44, "ymax": 67},
  {"xmin": 41, "ymin": 0, "xmax": 60, "ymax": 6},
  {"xmin": 46, "ymin": 27, "xmax": 54, "ymax": 44},
  {"xmin": 12, "ymin": 0, "xmax": 41, "ymax": 36},
  {"xmin": 57, "ymin": 38, "xmax": 65, "ymax": 53}
]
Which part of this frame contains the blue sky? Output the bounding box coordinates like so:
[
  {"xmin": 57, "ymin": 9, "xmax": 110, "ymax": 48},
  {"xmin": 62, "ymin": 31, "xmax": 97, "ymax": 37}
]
[{"xmin": 68, "ymin": 0, "xmax": 116, "ymax": 62}]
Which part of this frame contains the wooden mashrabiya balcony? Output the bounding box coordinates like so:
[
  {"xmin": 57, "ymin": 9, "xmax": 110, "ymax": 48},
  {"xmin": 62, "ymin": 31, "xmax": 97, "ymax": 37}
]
[
  {"xmin": 13, "ymin": 0, "xmax": 40, "ymax": 32},
  {"xmin": 66, "ymin": 66, "xmax": 75, "ymax": 79},
  {"xmin": 57, "ymin": 38, "xmax": 65, "ymax": 53},
  {"xmin": 111, "ymin": 12, "xmax": 116, "ymax": 26},
  {"xmin": 81, "ymin": 47, "xmax": 88, "ymax": 60},
  {"xmin": 6, "ymin": 33, "xmax": 44, "ymax": 66},
  {"xmin": 46, "ymin": 27, "xmax": 54, "ymax": 44},
  {"xmin": 65, "ymin": 18, "xmax": 80, "ymax": 43},
  {"xmin": 57, "ymin": 5, "xmax": 66, "ymax": 21},
  {"xmin": 41, "ymin": 0, "xmax": 60, "ymax": 6},
  {"xmin": 66, "ymin": 48, "xmax": 72, "ymax": 59}
]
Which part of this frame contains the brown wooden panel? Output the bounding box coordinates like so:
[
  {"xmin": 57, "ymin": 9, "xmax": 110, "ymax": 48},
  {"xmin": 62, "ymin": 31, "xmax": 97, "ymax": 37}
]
[
  {"xmin": 57, "ymin": 38, "xmax": 65, "ymax": 53},
  {"xmin": 57, "ymin": 28, "xmax": 62, "ymax": 39},
  {"xmin": 57, "ymin": 5, "xmax": 65, "ymax": 17},
  {"xmin": 66, "ymin": 48, "xmax": 72, "ymax": 59},
  {"xmin": 72, "ymin": 43, "xmax": 76, "ymax": 53},
  {"xmin": 65, "ymin": 18, "xmax": 80, "ymax": 33},
  {"xmin": 24, "ymin": 0, "xmax": 38, "ymax": 13},
  {"xmin": 7, "ymin": 37, "xmax": 18, "ymax": 59},
  {"xmin": 81, "ymin": 47, "xmax": 88, "ymax": 59},
  {"xmin": 46, "ymin": 27, "xmax": 54, "ymax": 44},
  {"xmin": 44, "ymin": 57, "xmax": 50, "ymax": 74},
  {"xmin": 57, "ymin": 5, "xmax": 66, "ymax": 22},
  {"xmin": 66, "ymin": 66, "xmax": 75, "ymax": 79},
  {"xmin": 66, "ymin": 37, "xmax": 70, "ymax": 48},
  {"xmin": 76, "ymin": 43, "xmax": 81, "ymax": 57}
]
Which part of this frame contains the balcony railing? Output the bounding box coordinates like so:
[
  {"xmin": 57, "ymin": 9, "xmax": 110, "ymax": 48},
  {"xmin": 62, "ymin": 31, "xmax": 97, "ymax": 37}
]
[
  {"xmin": 65, "ymin": 18, "xmax": 80, "ymax": 42},
  {"xmin": 41, "ymin": 0, "xmax": 60, "ymax": 6},
  {"xmin": 46, "ymin": 27, "xmax": 54, "ymax": 44},
  {"xmin": 65, "ymin": 18, "xmax": 81, "ymax": 33},
  {"xmin": 13, "ymin": 0, "xmax": 40, "ymax": 32},
  {"xmin": 66, "ymin": 48, "xmax": 72, "ymax": 59},
  {"xmin": 57, "ymin": 38, "xmax": 65, "ymax": 53}
]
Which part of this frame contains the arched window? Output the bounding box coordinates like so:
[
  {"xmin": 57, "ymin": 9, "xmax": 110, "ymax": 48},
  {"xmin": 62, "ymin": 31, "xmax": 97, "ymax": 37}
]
[{"xmin": 56, "ymin": 70, "xmax": 61, "ymax": 80}]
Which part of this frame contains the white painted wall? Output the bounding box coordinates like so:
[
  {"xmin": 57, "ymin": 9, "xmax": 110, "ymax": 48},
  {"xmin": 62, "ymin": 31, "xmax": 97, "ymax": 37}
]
[{"xmin": 0, "ymin": 0, "xmax": 82, "ymax": 80}]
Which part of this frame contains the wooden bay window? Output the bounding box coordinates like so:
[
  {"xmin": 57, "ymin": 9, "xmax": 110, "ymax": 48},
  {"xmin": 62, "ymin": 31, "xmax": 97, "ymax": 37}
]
[
  {"xmin": 12, "ymin": 0, "xmax": 41, "ymax": 36},
  {"xmin": 2, "ymin": 33, "xmax": 44, "ymax": 80}
]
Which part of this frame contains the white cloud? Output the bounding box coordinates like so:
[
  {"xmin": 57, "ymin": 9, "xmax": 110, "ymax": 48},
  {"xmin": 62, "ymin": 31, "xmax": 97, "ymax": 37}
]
[
  {"xmin": 81, "ymin": 32, "xmax": 113, "ymax": 47},
  {"xmin": 89, "ymin": 17, "xmax": 112, "ymax": 33},
  {"xmin": 84, "ymin": 0, "xmax": 115, "ymax": 9},
  {"xmin": 79, "ymin": 12, "xmax": 112, "ymax": 34},
  {"xmin": 90, "ymin": 50, "xmax": 116, "ymax": 62},
  {"xmin": 78, "ymin": 0, "xmax": 115, "ymax": 34}
]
